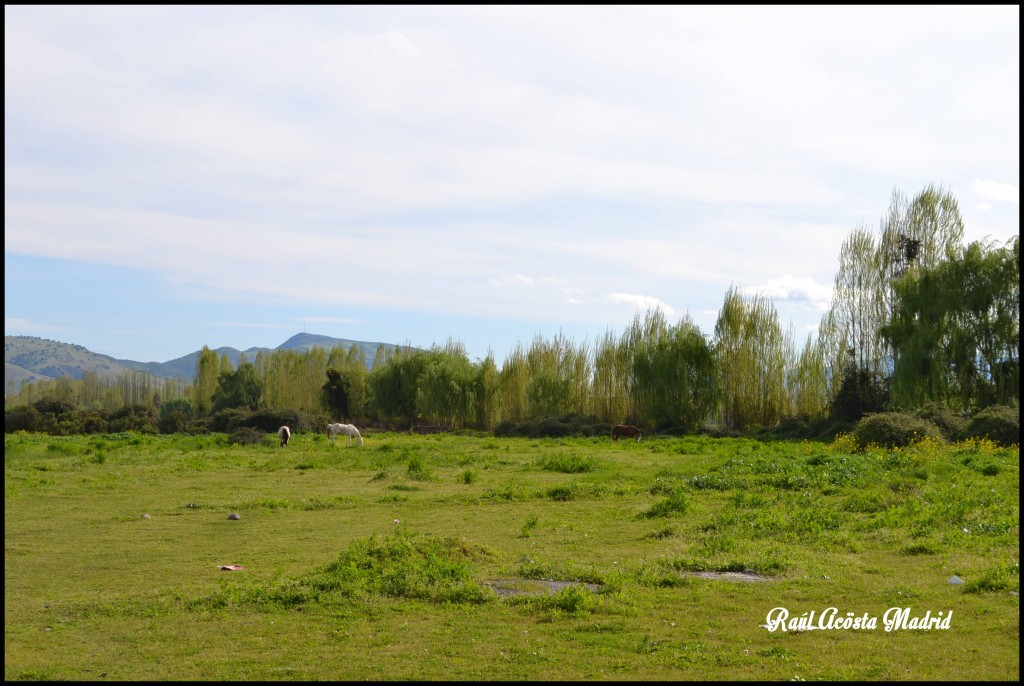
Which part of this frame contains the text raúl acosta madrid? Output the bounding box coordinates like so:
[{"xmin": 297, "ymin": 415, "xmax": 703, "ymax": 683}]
[{"xmin": 763, "ymin": 607, "xmax": 952, "ymax": 632}]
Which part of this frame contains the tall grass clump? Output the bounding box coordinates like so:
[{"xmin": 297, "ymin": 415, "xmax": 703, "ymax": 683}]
[
  {"xmin": 536, "ymin": 452, "xmax": 596, "ymax": 473},
  {"xmin": 311, "ymin": 527, "xmax": 492, "ymax": 604},
  {"xmin": 641, "ymin": 487, "xmax": 689, "ymax": 518}
]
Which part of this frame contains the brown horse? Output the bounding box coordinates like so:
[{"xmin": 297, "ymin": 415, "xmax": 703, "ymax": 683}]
[
  {"xmin": 278, "ymin": 425, "xmax": 291, "ymax": 447},
  {"xmin": 611, "ymin": 424, "xmax": 642, "ymax": 442}
]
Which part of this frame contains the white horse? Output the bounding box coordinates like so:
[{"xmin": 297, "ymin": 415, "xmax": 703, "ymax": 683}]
[
  {"xmin": 328, "ymin": 422, "xmax": 363, "ymax": 446},
  {"xmin": 278, "ymin": 425, "xmax": 291, "ymax": 447}
]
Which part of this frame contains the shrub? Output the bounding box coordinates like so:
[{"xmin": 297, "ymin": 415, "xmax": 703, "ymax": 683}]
[
  {"xmin": 228, "ymin": 427, "xmax": 270, "ymax": 446},
  {"xmin": 107, "ymin": 405, "xmax": 158, "ymax": 434},
  {"xmin": 852, "ymin": 412, "xmax": 943, "ymax": 450},
  {"xmin": 209, "ymin": 408, "xmax": 250, "ymax": 433},
  {"xmin": 963, "ymin": 404, "xmax": 1019, "ymax": 447},
  {"xmin": 768, "ymin": 416, "xmax": 811, "ymax": 440},
  {"xmin": 32, "ymin": 397, "xmax": 76, "ymax": 418},
  {"xmin": 5, "ymin": 405, "xmax": 43, "ymax": 433},
  {"xmin": 493, "ymin": 415, "xmax": 609, "ymax": 439},
  {"xmin": 914, "ymin": 403, "xmax": 968, "ymax": 441}
]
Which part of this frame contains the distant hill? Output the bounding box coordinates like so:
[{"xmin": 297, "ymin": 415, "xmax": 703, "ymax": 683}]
[{"xmin": 4, "ymin": 334, "xmax": 416, "ymax": 393}]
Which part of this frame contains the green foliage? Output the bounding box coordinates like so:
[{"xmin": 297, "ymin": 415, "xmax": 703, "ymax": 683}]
[
  {"xmin": 641, "ymin": 487, "xmax": 689, "ymax": 518},
  {"xmin": 494, "ymin": 414, "xmax": 608, "ymax": 438},
  {"xmin": 829, "ymin": 365, "xmax": 888, "ymax": 423},
  {"xmin": 714, "ymin": 287, "xmax": 792, "ymax": 432},
  {"xmin": 852, "ymin": 412, "xmax": 943, "ymax": 449},
  {"xmin": 963, "ymin": 404, "xmax": 1019, "ymax": 447},
  {"xmin": 632, "ymin": 313, "xmax": 719, "ymax": 431},
  {"xmin": 883, "ymin": 237, "xmax": 1019, "ymax": 410},
  {"xmin": 962, "ymin": 562, "xmax": 1019, "ymax": 594},
  {"xmin": 107, "ymin": 404, "xmax": 158, "ymax": 434},
  {"xmin": 211, "ymin": 363, "xmax": 264, "ymax": 413},
  {"xmin": 4, "ymin": 404, "xmax": 43, "ymax": 432},
  {"xmin": 536, "ymin": 452, "xmax": 596, "ymax": 473},
  {"xmin": 228, "ymin": 427, "xmax": 270, "ymax": 446},
  {"xmin": 914, "ymin": 402, "xmax": 967, "ymax": 441},
  {"xmin": 313, "ymin": 528, "xmax": 491, "ymax": 604}
]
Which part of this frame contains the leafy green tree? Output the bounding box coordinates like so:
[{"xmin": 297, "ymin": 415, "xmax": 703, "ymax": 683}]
[
  {"xmin": 787, "ymin": 334, "xmax": 831, "ymax": 421},
  {"xmin": 367, "ymin": 347, "xmax": 426, "ymax": 427},
  {"xmin": 591, "ymin": 328, "xmax": 630, "ymax": 424},
  {"xmin": 498, "ymin": 343, "xmax": 529, "ymax": 424},
  {"xmin": 714, "ymin": 287, "xmax": 792, "ymax": 431},
  {"xmin": 473, "ymin": 353, "xmax": 501, "ymax": 430},
  {"xmin": 416, "ymin": 343, "xmax": 477, "ymax": 429},
  {"xmin": 883, "ymin": 237, "xmax": 1019, "ymax": 409},
  {"xmin": 194, "ymin": 346, "xmax": 219, "ymax": 417},
  {"xmin": 211, "ymin": 363, "xmax": 264, "ymax": 412},
  {"xmin": 632, "ymin": 315, "xmax": 719, "ymax": 431}
]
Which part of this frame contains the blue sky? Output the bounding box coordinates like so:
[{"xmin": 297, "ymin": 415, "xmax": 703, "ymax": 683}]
[{"xmin": 5, "ymin": 5, "xmax": 1019, "ymax": 366}]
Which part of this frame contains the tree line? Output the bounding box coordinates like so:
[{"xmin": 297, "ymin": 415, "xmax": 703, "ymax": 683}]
[{"xmin": 5, "ymin": 184, "xmax": 1018, "ymax": 437}]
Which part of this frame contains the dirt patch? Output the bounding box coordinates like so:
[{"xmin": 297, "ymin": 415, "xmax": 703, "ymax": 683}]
[
  {"xmin": 681, "ymin": 571, "xmax": 774, "ymax": 582},
  {"xmin": 485, "ymin": 579, "xmax": 602, "ymax": 598}
]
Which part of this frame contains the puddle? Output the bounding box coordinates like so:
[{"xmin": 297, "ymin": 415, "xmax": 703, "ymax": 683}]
[
  {"xmin": 485, "ymin": 579, "xmax": 602, "ymax": 598},
  {"xmin": 681, "ymin": 571, "xmax": 774, "ymax": 582}
]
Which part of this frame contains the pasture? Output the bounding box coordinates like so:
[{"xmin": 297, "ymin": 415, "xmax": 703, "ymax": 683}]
[{"xmin": 4, "ymin": 430, "xmax": 1019, "ymax": 681}]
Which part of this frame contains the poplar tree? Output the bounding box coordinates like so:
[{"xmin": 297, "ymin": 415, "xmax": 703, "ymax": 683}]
[{"xmin": 193, "ymin": 346, "xmax": 219, "ymax": 417}]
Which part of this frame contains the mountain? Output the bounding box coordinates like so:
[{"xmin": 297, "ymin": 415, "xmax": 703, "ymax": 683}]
[{"xmin": 4, "ymin": 334, "xmax": 415, "ymax": 392}]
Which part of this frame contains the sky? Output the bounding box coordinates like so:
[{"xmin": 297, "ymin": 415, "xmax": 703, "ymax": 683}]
[{"xmin": 4, "ymin": 5, "xmax": 1020, "ymax": 367}]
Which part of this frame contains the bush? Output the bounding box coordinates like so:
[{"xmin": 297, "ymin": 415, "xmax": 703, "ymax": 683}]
[
  {"xmin": 228, "ymin": 427, "xmax": 271, "ymax": 446},
  {"xmin": 853, "ymin": 412, "xmax": 943, "ymax": 450},
  {"xmin": 914, "ymin": 403, "xmax": 968, "ymax": 441},
  {"xmin": 107, "ymin": 405, "xmax": 158, "ymax": 434},
  {"xmin": 5, "ymin": 405, "xmax": 43, "ymax": 433},
  {"xmin": 493, "ymin": 415, "xmax": 609, "ymax": 439},
  {"xmin": 32, "ymin": 397, "xmax": 76, "ymax": 418},
  {"xmin": 210, "ymin": 408, "xmax": 250, "ymax": 434},
  {"xmin": 963, "ymin": 405, "xmax": 1019, "ymax": 447}
]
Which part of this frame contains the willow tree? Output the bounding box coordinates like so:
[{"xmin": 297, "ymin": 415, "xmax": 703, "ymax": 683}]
[
  {"xmin": 883, "ymin": 237, "xmax": 1019, "ymax": 409},
  {"xmin": 877, "ymin": 184, "xmax": 966, "ymax": 371},
  {"xmin": 714, "ymin": 287, "xmax": 792, "ymax": 431},
  {"xmin": 415, "ymin": 341, "xmax": 477, "ymax": 429},
  {"xmin": 323, "ymin": 344, "xmax": 368, "ymax": 421},
  {"xmin": 498, "ymin": 343, "xmax": 529, "ymax": 423},
  {"xmin": 591, "ymin": 328, "xmax": 631, "ymax": 424},
  {"xmin": 367, "ymin": 346, "xmax": 426, "ymax": 427},
  {"xmin": 632, "ymin": 315, "xmax": 719, "ymax": 431},
  {"xmin": 787, "ymin": 333, "xmax": 830, "ymax": 421},
  {"xmin": 522, "ymin": 332, "xmax": 591, "ymax": 419},
  {"xmin": 474, "ymin": 352, "xmax": 501, "ymax": 429}
]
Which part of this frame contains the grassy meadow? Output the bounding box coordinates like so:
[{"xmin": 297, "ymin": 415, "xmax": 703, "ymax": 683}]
[{"xmin": 4, "ymin": 429, "xmax": 1019, "ymax": 681}]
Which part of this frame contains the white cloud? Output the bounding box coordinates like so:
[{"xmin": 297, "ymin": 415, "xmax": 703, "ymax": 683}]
[
  {"xmin": 740, "ymin": 276, "xmax": 833, "ymax": 312},
  {"xmin": 973, "ymin": 180, "xmax": 1019, "ymax": 205},
  {"xmin": 489, "ymin": 274, "xmax": 535, "ymax": 287},
  {"xmin": 605, "ymin": 293, "xmax": 676, "ymax": 318}
]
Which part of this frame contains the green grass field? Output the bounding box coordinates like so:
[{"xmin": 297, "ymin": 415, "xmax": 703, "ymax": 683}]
[{"xmin": 4, "ymin": 430, "xmax": 1019, "ymax": 681}]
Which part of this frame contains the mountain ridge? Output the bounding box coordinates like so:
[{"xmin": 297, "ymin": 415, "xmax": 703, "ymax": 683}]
[{"xmin": 4, "ymin": 334, "xmax": 414, "ymax": 392}]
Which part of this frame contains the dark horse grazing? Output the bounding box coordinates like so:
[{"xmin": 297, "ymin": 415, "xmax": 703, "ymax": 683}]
[{"xmin": 611, "ymin": 424, "xmax": 642, "ymax": 442}]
